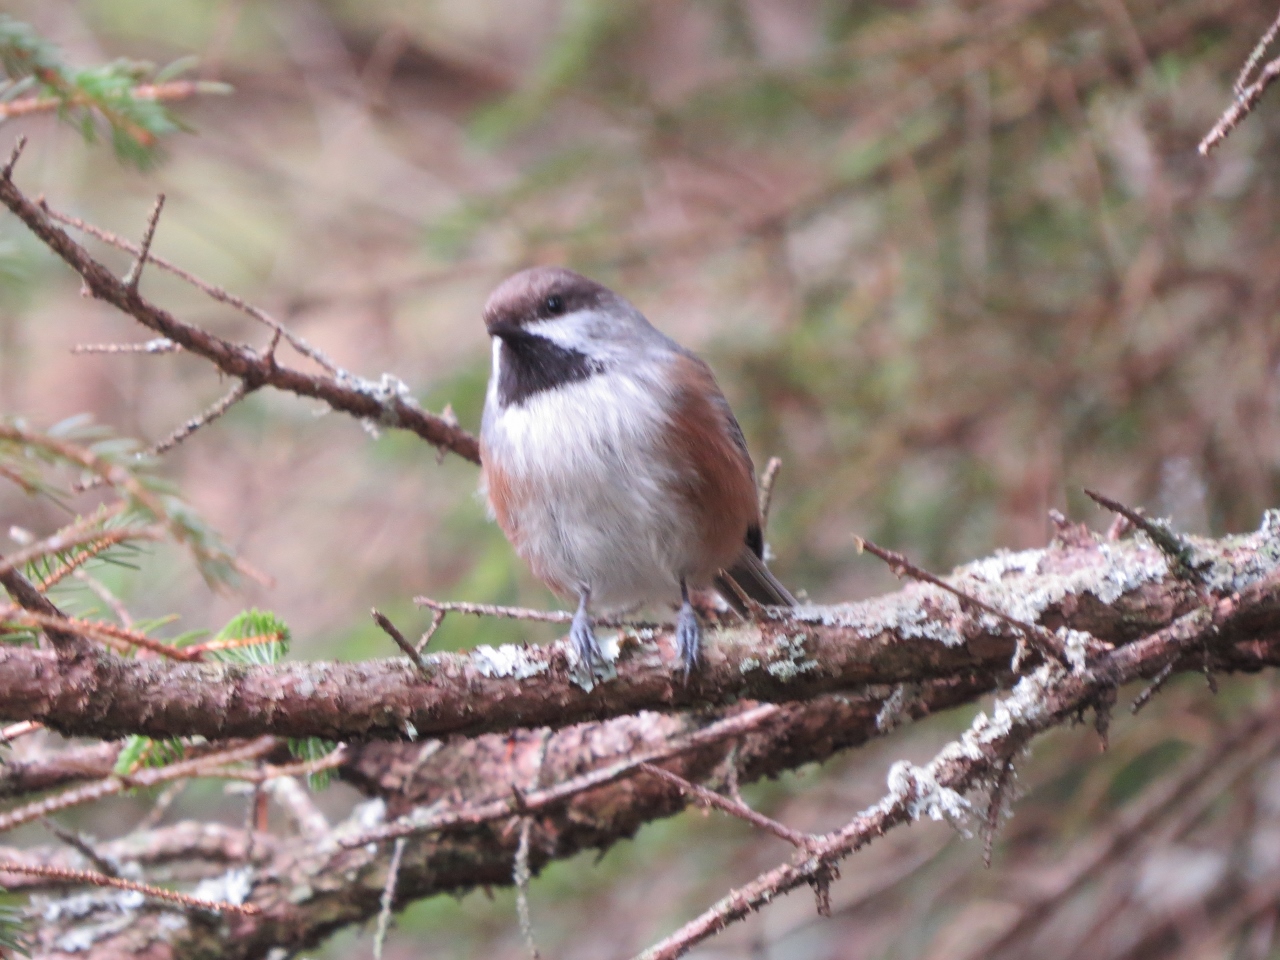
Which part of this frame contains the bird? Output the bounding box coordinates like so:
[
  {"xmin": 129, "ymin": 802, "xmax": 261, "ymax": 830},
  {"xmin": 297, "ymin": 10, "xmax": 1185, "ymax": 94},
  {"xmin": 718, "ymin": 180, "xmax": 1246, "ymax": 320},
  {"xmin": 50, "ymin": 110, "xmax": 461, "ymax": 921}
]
[{"xmin": 478, "ymin": 266, "xmax": 795, "ymax": 675}]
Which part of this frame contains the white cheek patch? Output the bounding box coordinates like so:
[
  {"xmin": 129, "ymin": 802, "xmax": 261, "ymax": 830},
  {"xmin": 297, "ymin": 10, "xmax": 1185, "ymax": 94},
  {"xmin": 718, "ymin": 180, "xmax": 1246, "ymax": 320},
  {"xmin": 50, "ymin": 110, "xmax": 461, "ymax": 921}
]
[{"xmin": 523, "ymin": 310, "xmax": 597, "ymax": 354}]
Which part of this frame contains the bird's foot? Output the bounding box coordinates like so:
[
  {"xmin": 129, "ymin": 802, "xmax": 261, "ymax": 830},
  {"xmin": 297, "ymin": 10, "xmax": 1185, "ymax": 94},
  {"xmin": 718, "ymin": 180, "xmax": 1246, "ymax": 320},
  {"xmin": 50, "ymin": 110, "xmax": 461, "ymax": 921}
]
[
  {"xmin": 676, "ymin": 600, "xmax": 701, "ymax": 678},
  {"xmin": 570, "ymin": 604, "xmax": 604, "ymax": 670}
]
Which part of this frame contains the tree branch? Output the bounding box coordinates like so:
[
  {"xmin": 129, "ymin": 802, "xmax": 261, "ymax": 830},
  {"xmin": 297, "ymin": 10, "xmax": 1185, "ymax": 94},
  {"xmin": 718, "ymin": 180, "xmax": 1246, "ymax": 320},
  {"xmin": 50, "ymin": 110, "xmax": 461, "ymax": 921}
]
[
  {"xmin": 3, "ymin": 519, "xmax": 1277, "ymax": 742},
  {"xmin": 0, "ymin": 159, "xmax": 480, "ymax": 464}
]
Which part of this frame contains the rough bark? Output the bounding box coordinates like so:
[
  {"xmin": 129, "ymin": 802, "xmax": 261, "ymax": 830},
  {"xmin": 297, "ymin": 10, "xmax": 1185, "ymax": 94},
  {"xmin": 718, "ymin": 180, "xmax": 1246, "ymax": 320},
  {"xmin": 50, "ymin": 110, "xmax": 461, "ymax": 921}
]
[{"xmin": 9, "ymin": 514, "xmax": 1280, "ymax": 959}]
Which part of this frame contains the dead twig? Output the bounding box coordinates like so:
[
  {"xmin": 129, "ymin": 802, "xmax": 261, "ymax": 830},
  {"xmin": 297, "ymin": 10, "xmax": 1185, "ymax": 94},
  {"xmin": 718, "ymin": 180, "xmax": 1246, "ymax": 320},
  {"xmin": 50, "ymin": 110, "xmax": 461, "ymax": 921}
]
[
  {"xmin": 342, "ymin": 704, "xmax": 783, "ymax": 849},
  {"xmin": 855, "ymin": 536, "xmax": 1072, "ymax": 666},
  {"xmin": 0, "ymin": 739, "xmax": 277, "ymax": 836},
  {"xmin": 513, "ymin": 820, "xmax": 541, "ymax": 960},
  {"xmin": 41, "ymin": 818, "xmax": 119, "ymax": 877},
  {"xmin": 639, "ymin": 762, "xmax": 813, "ymax": 849},
  {"xmin": 416, "ymin": 608, "xmax": 445, "ymax": 653},
  {"xmin": 122, "ymin": 194, "xmax": 165, "ymax": 292},
  {"xmin": 71, "ymin": 338, "xmax": 180, "ymax": 355},
  {"xmin": 758, "ymin": 456, "xmax": 782, "ymax": 530},
  {"xmin": 1200, "ymin": 7, "xmax": 1280, "ymax": 155},
  {"xmin": 413, "ymin": 596, "xmax": 658, "ymax": 630},
  {"xmin": 0, "ymin": 859, "xmax": 260, "ymax": 914},
  {"xmin": 373, "ymin": 837, "xmax": 407, "ymax": 960},
  {"xmin": 41, "ymin": 201, "xmax": 341, "ymax": 376},
  {"xmin": 1084, "ymin": 489, "xmax": 1201, "ymax": 578},
  {"xmin": 373, "ymin": 608, "xmax": 430, "ymax": 678},
  {"xmin": 0, "ymin": 177, "xmax": 479, "ymax": 461}
]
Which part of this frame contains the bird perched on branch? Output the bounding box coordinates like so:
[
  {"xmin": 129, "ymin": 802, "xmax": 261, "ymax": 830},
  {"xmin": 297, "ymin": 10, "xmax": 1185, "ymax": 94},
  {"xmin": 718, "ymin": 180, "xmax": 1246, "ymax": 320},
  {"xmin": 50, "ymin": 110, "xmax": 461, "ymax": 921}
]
[{"xmin": 479, "ymin": 266, "xmax": 794, "ymax": 675}]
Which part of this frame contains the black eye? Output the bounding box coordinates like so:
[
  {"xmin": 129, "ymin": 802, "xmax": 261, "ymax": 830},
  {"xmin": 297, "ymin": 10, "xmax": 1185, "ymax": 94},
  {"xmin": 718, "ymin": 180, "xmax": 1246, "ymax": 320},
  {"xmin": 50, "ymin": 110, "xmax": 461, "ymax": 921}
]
[{"xmin": 544, "ymin": 294, "xmax": 564, "ymax": 314}]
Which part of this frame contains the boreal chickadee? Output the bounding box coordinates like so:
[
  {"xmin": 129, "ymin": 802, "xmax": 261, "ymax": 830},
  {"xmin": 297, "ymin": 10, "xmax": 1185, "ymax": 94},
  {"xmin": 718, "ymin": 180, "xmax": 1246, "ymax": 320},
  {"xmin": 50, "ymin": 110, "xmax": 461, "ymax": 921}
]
[{"xmin": 479, "ymin": 266, "xmax": 794, "ymax": 674}]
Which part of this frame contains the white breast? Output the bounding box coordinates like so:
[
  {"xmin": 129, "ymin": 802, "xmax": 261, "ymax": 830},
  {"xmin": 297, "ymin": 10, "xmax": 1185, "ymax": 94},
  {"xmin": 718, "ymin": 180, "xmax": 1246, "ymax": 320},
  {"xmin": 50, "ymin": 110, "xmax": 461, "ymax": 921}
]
[{"xmin": 481, "ymin": 351, "xmax": 694, "ymax": 612}]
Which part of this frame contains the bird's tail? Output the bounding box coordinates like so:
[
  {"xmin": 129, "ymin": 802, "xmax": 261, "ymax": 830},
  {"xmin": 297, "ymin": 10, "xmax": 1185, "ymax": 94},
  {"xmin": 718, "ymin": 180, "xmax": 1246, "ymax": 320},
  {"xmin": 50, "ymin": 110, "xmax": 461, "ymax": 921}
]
[{"xmin": 715, "ymin": 547, "xmax": 796, "ymax": 614}]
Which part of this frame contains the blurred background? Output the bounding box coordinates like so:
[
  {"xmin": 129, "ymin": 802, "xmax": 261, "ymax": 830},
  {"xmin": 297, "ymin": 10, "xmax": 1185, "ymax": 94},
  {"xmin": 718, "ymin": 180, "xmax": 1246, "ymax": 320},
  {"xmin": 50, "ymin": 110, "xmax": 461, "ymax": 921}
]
[{"xmin": 3, "ymin": 1, "xmax": 1280, "ymax": 957}]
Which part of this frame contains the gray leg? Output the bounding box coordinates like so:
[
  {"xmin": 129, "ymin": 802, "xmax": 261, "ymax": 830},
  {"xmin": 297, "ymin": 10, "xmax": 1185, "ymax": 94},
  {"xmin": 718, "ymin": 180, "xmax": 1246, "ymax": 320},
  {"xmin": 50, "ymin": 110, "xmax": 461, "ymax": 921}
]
[
  {"xmin": 676, "ymin": 578, "xmax": 701, "ymax": 676},
  {"xmin": 569, "ymin": 585, "xmax": 603, "ymax": 668}
]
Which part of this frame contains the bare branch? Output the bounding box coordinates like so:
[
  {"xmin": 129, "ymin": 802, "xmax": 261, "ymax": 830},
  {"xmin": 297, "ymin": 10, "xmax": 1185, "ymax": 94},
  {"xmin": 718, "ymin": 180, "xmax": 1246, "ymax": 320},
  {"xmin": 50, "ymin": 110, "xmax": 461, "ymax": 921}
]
[
  {"xmin": 0, "ymin": 179, "xmax": 480, "ymax": 462},
  {"xmin": 639, "ymin": 762, "xmax": 812, "ymax": 848},
  {"xmin": 372, "ymin": 607, "xmax": 430, "ymax": 678},
  {"xmin": 122, "ymin": 194, "xmax": 165, "ymax": 291},
  {"xmin": 855, "ymin": 536, "xmax": 1075, "ymax": 666},
  {"xmin": 1200, "ymin": 10, "xmax": 1280, "ymax": 155},
  {"xmin": 1085, "ymin": 488, "xmax": 1202, "ymax": 578},
  {"xmin": 0, "ymin": 859, "xmax": 260, "ymax": 914}
]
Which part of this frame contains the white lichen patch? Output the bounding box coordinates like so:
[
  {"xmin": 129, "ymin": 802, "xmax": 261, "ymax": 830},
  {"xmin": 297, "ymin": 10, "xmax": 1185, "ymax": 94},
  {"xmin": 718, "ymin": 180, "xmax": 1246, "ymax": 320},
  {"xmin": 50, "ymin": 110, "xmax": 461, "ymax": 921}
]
[
  {"xmin": 875, "ymin": 683, "xmax": 922, "ymax": 733},
  {"xmin": 884, "ymin": 760, "xmax": 972, "ymax": 827},
  {"xmin": 194, "ymin": 866, "xmax": 253, "ymax": 907},
  {"xmin": 1058, "ymin": 628, "xmax": 1093, "ymax": 673},
  {"xmin": 764, "ymin": 633, "xmax": 820, "ymax": 680},
  {"xmin": 955, "ymin": 541, "xmax": 1170, "ymax": 632},
  {"xmin": 1201, "ymin": 509, "xmax": 1280, "ymax": 593},
  {"xmin": 964, "ymin": 548, "xmax": 1045, "ymax": 584},
  {"xmin": 872, "ymin": 663, "xmax": 1061, "ymax": 843},
  {"xmin": 472, "ymin": 644, "xmax": 550, "ymax": 681},
  {"xmin": 54, "ymin": 913, "xmax": 137, "ymax": 953},
  {"xmin": 791, "ymin": 592, "xmax": 966, "ymax": 646},
  {"xmin": 41, "ymin": 889, "xmax": 144, "ymax": 923}
]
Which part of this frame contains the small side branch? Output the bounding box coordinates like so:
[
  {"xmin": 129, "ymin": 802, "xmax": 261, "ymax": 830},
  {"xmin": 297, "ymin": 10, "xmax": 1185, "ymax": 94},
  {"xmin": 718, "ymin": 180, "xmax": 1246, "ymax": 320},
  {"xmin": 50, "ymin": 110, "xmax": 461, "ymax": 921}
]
[
  {"xmin": 122, "ymin": 194, "xmax": 165, "ymax": 292},
  {"xmin": 372, "ymin": 608, "xmax": 430, "ymax": 679},
  {"xmin": 1200, "ymin": 8, "xmax": 1280, "ymax": 155},
  {"xmin": 856, "ymin": 536, "xmax": 1072, "ymax": 666},
  {"xmin": 372, "ymin": 837, "xmax": 406, "ymax": 960},
  {"xmin": 1084, "ymin": 489, "xmax": 1201, "ymax": 578},
  {"xmin": 0, "ymin": 860, "xmax": 260, "ymax": 915},
  {"xmin": 639, "ymin": 762, "xmax": 813, "ymax": 849}
]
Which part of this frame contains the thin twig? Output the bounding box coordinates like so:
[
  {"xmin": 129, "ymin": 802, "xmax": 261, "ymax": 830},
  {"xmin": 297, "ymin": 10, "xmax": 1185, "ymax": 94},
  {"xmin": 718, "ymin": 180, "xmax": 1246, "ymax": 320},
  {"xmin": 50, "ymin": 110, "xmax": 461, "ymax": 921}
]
[
  {"xmin": 1130, "ymin": 661, "xmax": 1175, "ymax": 714},
  {"xmin": 41, "ymin": 818, "xmax": 119, "ymax": 877},
  {"xmin": 72, "ymin": 570, "xmax": 134, "ymax": 627},
  {"xmin": 341, "ymin": 704, "xmax": 783, "ymax": 849},
  {"xmin": 264, "ymin": 776, "xmax": 329, "ymax": 838},
  {"xmin": 0, "ymin": 739, "xmax": 277, "ymax": 836},
  {"xmin": 0, "ymin": 859, "xmax": 260, "ymax": 914},
  {"xmin": 0, "ymin": 523, "xmax": 161, "ymax": 582},
  {"xmin": 413, "ymin": 596, "xmax": 658, "ymax": 631},
  {"xmin": 1084, "ymin": 489, "xmax": 1200, "ymax": 578},
  {"xmin": 41, "ymin": 202, "xmax": 341, "ymax": 375},
  {"xmin": 123, "ymin": 194, "xmax": 165, "ymax": 292},
  {"xmin": 149, "ymin": 381, "xmax": 249, "ymax": 457},
  {"xmin": 1200, "ymin": 45, "xmax": 1280, "ymax": 153},
  {"xmin": 71, "ymin": 338, "xmax": 180, "ymax": 355},
  {"xmin": 3, "ymin": 609, "xmax": 199, "ymax": 660},
  {"xmin": 855, "ymin": 536, "xmax": 1071, "ymax": 666},
  {"xmin": 639, "ymin": 762, "xmax": 813, "ymax": 849},
  {"xmin": 758, "ymin": 456, "xmax": 782, "ymax": 530},
  {"xmin": 1235, "ymin": 8, "xmax": 1280, "ymax": 96},
  {"xmin": 1, "ymin": 183, "xmax": 479, "ymax": 461},
  {"xmin": 135, "ymin": 781, "xmax": 186, "ymax": 832},
  {"xmin": 373, "ymin": 608, "xmax": 430, "ymax": 678},
  {"xmin": 416, "ymin": 608, "xmax": 445, "ymax": 653},
  {"xmin": 1, "ymin": 136, "xmax": 27, "ymax": 181},
  {"xmin": 373, "ymin": 837, "xmax": 407, "ymax": 960},
  {"xmin": 514, "ymin": 819, "xmax": 541, "ymax": 960}
]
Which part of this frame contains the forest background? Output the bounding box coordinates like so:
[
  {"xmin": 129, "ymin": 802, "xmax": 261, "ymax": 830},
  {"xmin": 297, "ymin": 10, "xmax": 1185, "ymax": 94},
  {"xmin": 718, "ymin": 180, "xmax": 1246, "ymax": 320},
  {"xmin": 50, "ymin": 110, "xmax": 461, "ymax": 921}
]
[{"xmin": 3, "ymin": 1, "xmax": 1280, "ymax": 958}]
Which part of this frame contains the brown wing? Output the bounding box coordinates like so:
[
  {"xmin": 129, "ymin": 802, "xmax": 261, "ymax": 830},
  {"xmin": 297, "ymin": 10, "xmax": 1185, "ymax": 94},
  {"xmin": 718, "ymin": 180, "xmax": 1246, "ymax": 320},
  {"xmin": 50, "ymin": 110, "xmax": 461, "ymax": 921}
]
[{"xmin": 662, "ymin": 353, "xmax": 764, "ymax": 584}]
